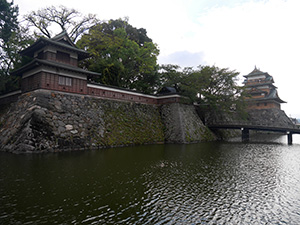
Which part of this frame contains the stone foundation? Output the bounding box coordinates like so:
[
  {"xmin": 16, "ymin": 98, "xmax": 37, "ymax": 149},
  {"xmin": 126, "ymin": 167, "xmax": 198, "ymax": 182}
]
[
  {"xmin": 0, "ymin": 90, "xmax": 216, "ymax": 153},
  {"xmin": 160, "ymin": 103, "xmax": 216, "ymax": 143},
  {"xmin": 0, "ymin": 90, "xmax": 164, "ymax": 153}
]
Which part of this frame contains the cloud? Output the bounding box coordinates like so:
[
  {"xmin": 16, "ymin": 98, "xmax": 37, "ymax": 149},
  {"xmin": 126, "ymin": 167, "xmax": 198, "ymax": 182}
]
[
  {"xmin": 13, "ymin": 0, "xmax": 300, "ymax": 117},
  {"xmin": 193, "ymin": 0, "xmax": 300, "ymax": 70},
  {"xmin": 158, "ymin": 51, "xmax": 206, "ymax": 68},
  {"xmin": 177, "ymin": 0, "xmax": 300, "ymax": 117}
]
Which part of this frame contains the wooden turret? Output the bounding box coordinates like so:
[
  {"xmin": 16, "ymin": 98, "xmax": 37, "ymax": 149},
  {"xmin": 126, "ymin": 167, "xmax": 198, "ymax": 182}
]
[{"xmin": 12, "ymin": 31, "xmax": 100, "ymax": 94}]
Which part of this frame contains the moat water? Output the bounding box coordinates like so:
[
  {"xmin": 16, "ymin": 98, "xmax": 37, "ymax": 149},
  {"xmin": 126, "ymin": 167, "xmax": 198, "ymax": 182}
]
[{"xmin": 1, "ymin": 134, "xmax": 300, "ymax": 224}]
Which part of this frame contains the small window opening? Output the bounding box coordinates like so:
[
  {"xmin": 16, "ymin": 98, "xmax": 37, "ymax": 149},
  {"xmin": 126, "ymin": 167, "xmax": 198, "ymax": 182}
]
[{"xmin": 59, "ymin": 76, "xmax": 72, "ymax": 86}]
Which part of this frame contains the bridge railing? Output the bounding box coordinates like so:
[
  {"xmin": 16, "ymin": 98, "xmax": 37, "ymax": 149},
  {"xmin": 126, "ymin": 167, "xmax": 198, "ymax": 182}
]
[{"xmin": 207, "ymin": 120, "xmax": 300, "ymax": 130}]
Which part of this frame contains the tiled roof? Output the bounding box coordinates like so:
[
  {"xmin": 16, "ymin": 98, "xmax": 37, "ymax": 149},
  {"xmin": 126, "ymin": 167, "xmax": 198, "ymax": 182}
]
[
  {"xmin": 243, "ymin": 67, "xmax": 271, "ymax": 78},
  {"xmin": 11, "ymin": 58, "xmax": 101, "ymax": 77},
  {"xmin": 20, "ymin": 32, "xmax": 89, "ymax": 60},
  {"xmin": 245, "ymin": 82, "xmax": 277, "ymax": 88},
  {"xmin": 247, "ymin": 89, "xmax": 286, "ymax": 103}
]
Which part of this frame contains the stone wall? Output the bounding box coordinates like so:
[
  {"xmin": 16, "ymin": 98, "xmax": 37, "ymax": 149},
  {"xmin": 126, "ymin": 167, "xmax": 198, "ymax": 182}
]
[
  {"xmin": 247, "ymin": 108, "xmax": 295, "ymax": 128},
  {"xmin": 0, "ymin": 90, "xmax": 217, "ymax": 153},
  {"xmin": 0, "ymin": 90, "xmax": 164, "ymax": 153},
  {"xmin": 160, "ymin": 103, "xmax": 216, "ymax": 143},
  {"xmin": 203, "ymin": 107, "xmax": 295, "ymax": 140}
]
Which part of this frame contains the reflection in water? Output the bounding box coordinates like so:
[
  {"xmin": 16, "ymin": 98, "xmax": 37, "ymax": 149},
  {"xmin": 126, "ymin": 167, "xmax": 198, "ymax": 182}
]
[{"xmin": 1, "ymin": 134, "xmax": 300, "ymax": 224}]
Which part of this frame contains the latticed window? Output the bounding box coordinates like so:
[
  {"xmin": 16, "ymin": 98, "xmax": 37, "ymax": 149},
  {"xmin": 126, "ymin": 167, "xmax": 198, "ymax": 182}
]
[
  {"xmin": 56, "ymin": 51, "xmax": 70, "ymax": 63},
  {"xmin": 59, "ymin": 76, "xmax": 72, "ymax": 86}
]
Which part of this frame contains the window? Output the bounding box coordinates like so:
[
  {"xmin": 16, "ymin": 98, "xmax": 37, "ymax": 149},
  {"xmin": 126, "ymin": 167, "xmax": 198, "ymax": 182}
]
[
  {"xmin": 59, "ymin": 76, "xmax": 72, "ymax": 86},
  {"xmin": 56, "ymin": 51, "xmax": 70, "ymax": 63}
]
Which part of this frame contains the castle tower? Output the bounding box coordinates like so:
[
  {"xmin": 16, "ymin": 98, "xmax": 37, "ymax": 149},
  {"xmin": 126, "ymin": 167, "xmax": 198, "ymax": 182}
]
[
  {"xmin": 243, "ymin": 67, "xmax": 286, "ymax": 110},
  {"xmin": 12, "ymin": 31, "xmax": 100, "ymax": 94},
  {"xmin": 6, "ymin": 31, "xmax": 181, "ymax": 105}
]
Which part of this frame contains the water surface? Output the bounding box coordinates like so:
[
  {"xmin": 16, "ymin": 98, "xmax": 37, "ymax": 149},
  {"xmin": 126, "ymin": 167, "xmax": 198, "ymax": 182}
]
[{"xmin": 1, "ymin": 134, "xmax": 300, "ymax": 224}]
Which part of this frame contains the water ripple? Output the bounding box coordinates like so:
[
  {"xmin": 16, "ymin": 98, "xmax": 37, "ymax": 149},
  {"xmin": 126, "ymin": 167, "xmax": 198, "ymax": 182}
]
[{"xmin": 2, "ymin": 139, "xmax": 300, "ymax": 224}]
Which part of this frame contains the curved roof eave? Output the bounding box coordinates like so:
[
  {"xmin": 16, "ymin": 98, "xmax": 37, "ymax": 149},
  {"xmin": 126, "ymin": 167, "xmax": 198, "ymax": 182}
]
[
  {"xmin": 247, "ymin": 98, "xmax": 286, "ymax": 104},
  {"xmin": 245, "ymin": 83, "xmax": 276, "ymax": 88},
  {"xmin": 20, "ymin": 37, "xmax": 90, "ymax": 60},
  {"xmin": 11, "ymin": 59, "xmax": 101, "ymax": 77}
]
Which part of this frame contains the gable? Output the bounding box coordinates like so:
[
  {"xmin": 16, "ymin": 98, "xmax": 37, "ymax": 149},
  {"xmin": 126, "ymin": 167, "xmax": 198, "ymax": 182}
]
[{"xmin": 50, "ymin": 31, "xmax": 76, "ymax": 48}]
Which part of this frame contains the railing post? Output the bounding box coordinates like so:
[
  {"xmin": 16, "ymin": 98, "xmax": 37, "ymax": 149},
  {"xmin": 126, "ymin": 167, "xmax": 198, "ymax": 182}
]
[
  {"xmin": 242, "ymin": 128, "xmax": 249, "ymax": 142},
  {"xmin": 287, "ymin": 132, "xmax": 293, "ymax": 145}
]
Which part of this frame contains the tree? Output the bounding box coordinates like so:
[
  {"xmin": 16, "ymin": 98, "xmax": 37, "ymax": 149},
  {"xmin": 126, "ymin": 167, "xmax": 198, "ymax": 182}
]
[
  {"xmin": 158, "ymin": 64, "xmax": 183, "ymax": 90},
  {"xmin": 159, "ymin": 64, "xmax": 246, "ymax": 113},
  {"xmin": 77, "ymin": 18, "xmax": 160, "ymax": 94},
  {"xmin": 0, "ymin": 0, "xmax": 18, "ymax": 43},
  {"xmin": 0, "ymin": 0, "xmax": 33, "ymax": 94},
  {"xmin": 194, "ymin": 65, "xmax": 246, "ymax": 112},
  {"xmin": 0, "ymin": 0, "xmax": 18, "ymax": 77},
  {"xmin": 24, "ymin": 5, "xmax": 99, "ymax": 42}
]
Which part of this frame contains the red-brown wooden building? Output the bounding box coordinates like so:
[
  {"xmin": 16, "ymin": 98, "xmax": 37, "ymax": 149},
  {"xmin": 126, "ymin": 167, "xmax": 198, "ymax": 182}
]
[
  {"xmin": 8, "ymin": 31, "xmax": 181, "ymax": 105},
  {"xmin": 243, "ymin": 67, "xmax": 286, "ymax": 110}
]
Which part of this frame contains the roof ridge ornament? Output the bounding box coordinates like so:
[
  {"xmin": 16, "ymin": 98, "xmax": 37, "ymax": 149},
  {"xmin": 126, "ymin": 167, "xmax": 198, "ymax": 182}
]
[
  {"xmin": 254, "ymin": 65, "xmax": 260, "ymax": 71},
  {"xmin": 248, "ymin": 65, "xmax": 262, "ymax": 75}
]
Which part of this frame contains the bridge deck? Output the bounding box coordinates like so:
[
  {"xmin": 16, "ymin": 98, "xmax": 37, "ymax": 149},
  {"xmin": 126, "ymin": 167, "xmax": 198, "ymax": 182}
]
[{"xmin": 207, "ymin": 121, "xmax": 300, "ymax": 134}]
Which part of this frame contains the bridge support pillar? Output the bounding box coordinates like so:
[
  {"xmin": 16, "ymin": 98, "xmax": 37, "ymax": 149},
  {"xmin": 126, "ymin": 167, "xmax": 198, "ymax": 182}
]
[
  {"xmin": 242, "ymin": 128, "xmax": 249, "ymax": 142},
  {"xmin": 287, "ymin": 132, "xmax": 293, "ymax": 145}
]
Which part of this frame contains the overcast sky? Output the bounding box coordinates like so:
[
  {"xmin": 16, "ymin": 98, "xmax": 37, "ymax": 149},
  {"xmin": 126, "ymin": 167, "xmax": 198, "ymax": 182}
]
[{"xmin": 14, "ymin": 0, "xmax": 300, "ymax": 118}]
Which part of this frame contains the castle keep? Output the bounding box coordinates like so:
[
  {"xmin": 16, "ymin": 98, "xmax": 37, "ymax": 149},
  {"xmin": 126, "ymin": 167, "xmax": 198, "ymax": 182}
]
[{"xmin": 243, "ymin": 67, "xmax": 286, "ymax": 110}]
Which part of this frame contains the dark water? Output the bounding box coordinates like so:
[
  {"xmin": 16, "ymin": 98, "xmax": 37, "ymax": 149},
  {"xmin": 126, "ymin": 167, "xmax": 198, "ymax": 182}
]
[{"xmin": 1, "ymin": 134, "xmax": 300, "ymax": 224}]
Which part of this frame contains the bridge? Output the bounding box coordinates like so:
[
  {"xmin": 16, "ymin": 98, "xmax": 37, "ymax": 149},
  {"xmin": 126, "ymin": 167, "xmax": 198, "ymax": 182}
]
[{"xmin": 207, "ymin": 120, "xmax": 300, "ymax": 145}]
